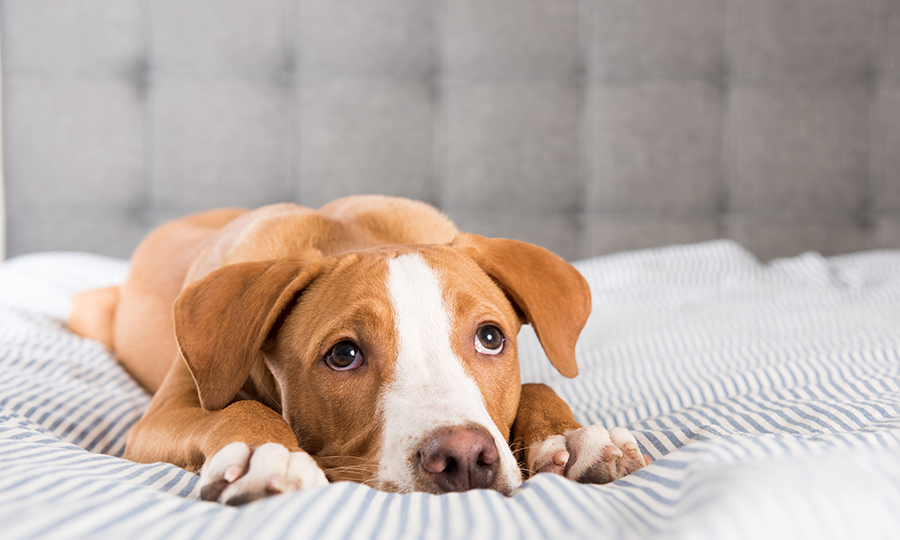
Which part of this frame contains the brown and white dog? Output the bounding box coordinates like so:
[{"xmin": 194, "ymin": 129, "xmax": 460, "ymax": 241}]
[{"xmin": 68, "ymin": 196, "xmax": 646, "ymax": 505}]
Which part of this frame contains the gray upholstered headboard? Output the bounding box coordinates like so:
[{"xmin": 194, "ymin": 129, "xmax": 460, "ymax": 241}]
[
  {"xmin": 0, "ymin": 23, "xmax": 5, "ymax": 261},
  {"xmin": 1, "ymin": 0, "xmax": 898, "ymax": 261}
]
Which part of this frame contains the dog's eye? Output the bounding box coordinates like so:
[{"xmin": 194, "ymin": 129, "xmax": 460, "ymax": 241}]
[
  {"xmin": 474, "ymin": 325, "xmax": 505, "ymax": 355},
  {"xmin": 325, "ymin": 341, "xmax": 363, "ymax": 371}
]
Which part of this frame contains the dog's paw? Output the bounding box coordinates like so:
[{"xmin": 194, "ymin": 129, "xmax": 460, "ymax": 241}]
[
  {"xmin": 199, "ymin": 442, "xmax": 329, "ymax": 505},
  {"xmin": 528, "ymin": 426, "xmax": 648, "ymax": 484}
]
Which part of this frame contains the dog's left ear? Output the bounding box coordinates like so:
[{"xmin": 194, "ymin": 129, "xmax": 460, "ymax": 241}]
[{"xmin": 452, "ymin": 233, "xmax": 591, "ymax": 378}]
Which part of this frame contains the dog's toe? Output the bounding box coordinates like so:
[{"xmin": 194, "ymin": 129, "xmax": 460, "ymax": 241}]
[
  {"xmin": 199, "ymin": 441, "xmax": 251, "ymax": 502},
  {"xmin": 200, "ymin": 442, "xmax": 328, "ymax": 505},
  {"xmin": 526, "ymin": 435, "xmax": 570, "ymax": 476}
]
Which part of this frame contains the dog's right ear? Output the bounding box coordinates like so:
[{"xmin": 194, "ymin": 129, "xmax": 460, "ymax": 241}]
[{"xmin": 173, "ymin": 256, "xmax": 325, "ymax": 411}]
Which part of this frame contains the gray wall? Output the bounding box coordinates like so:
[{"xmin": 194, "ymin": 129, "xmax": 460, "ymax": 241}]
[{"xmin": 2, "ymin": 0, "xmax": 899, "ymax": 261}]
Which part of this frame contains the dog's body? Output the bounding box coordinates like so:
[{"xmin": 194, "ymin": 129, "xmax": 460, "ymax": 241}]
[{"xmin": 69, "ymin": 196, "xmax": 645, "ymax": 504}]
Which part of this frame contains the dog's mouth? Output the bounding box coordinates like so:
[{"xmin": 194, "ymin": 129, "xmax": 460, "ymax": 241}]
[{"xmin": 370, "ymin": 473, "xmax": 517, "ymax": 496}]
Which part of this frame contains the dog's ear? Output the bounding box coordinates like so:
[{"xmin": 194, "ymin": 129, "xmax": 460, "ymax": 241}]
[
  {"xmin": 452, "ymin": 233, "xmax": 591, "ymax": 378},
  {"xmin": 173, "ymin": 256, "xmax": 324, "ymax": 410}
]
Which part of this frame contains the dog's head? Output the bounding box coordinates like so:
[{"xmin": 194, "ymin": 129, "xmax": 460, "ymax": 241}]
[{"xmin": 173, "ymin": 234, "xmax": 591, "ymax": 494}]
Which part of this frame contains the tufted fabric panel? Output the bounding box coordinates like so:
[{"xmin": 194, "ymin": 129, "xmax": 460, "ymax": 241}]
[{"xmin": 1, "ymin": 0, "xmax": 898, "ymax": 261}]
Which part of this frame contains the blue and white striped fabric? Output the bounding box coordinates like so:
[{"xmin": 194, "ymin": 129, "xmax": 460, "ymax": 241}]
[{"xmin": 2, "ymin": 241, "xmax": 900, "ymax": 540}]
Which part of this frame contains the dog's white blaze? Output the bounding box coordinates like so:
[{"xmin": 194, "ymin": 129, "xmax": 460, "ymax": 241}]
[{"xmin": 377, "ymin": 254, "xmax": 522, "ymax": 492}]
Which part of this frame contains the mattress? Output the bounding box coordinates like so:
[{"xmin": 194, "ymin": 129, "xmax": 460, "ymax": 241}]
[{"xmin": 2, "ymin": 241, "xmax": 899, "ymax": 539}]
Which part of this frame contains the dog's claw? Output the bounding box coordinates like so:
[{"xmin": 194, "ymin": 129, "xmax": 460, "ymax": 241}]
[
  {"xmin": 199, "ymin": 442, "xmax": 328, "ymax": 505},
  {"xmin": 552, "ymin": 450, "xmax": 569, "ymax": 467},
  {"xmin": 623, "ymin": 442, "xmax": 641, "ymax": 459},
  {"xmin": 601, "ymin": 445, "xmax": 623, "ymax": 461},
  {"xmin": 223, "ymin": 465, "xmax": 244, "ymax": 483}
]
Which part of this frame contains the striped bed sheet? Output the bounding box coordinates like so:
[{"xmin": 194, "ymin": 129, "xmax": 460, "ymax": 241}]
[{"xmin": 1, "ymin": 241, "xmax": 899, "ymax": 540}]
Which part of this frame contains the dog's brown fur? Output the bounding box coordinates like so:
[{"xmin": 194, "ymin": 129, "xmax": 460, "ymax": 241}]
[{"xmin": 68, "ymin": 196, "xmax": 613, "ymax": 494}]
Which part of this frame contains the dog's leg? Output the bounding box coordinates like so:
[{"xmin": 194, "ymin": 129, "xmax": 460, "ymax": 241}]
[
  {"xmin": 126, "ymin": 359, "xmax": 327, "ymax": 505},
  {"xmin": 511, "ymin": 383, "xmax": 648, "ymax": 484}
]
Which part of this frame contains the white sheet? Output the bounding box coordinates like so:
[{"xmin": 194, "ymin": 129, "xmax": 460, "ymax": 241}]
[{"xmin": 2, "ymin": 242, "xmax": 900, "ymax": 539}]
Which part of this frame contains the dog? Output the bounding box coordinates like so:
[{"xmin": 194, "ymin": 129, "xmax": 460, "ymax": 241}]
[{"xmin": 68, "ymin": 196, "xmax": 647, "ymax": 505}]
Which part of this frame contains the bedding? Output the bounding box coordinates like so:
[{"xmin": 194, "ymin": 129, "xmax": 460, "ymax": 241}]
[{"xmin": 1, "ymin": 240, "xmax": 900, "ymax": 540}]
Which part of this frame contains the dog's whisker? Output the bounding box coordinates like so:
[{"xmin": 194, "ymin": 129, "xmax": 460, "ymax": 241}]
[
  {"xmin": 325, "ymin": 469, "xmax": 377, "ymax": 474},
  {"xmin": 324, "ymin": 465, "xmax": 381, "ymax": 484},
  {"xmin": 322, "ymin": 464, "xmax": 380, "ymax": 475},
  {"xmin": 360, "ymin": 478, "xmax": 384, "ymax": 489},
  {"xmin": 259, "ymin": 385, "xmax": 280, "ymax": 412},
  {"xmin": 324, "ymin": 466, "xmax": 379, "ymax": 474},
  {"xmin": 315, "ymin": 455, "xmax": 378, "ymax": 463}
]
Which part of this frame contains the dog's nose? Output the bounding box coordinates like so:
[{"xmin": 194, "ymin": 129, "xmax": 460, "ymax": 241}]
[{"xmin": 418, "ymin": 426, "xmax": 499, "ymax": 492}]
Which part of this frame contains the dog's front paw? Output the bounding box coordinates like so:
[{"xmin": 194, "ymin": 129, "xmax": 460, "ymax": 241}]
[
  {"xmin": 199, "ymin": 442, "xmax": 329, "ymax": 505},
  {"xmin": 528, "ymin": 426, "xmax": 648, "ymax": 484}
]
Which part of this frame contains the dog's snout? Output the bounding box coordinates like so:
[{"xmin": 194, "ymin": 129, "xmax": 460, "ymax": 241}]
[{"xmin": 417, "ymin": 426, "xmax": 499, "ymax": 492}]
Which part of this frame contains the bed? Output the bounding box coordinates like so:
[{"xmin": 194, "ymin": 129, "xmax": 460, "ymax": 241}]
[{"xmin": 2, "ymin": 241, "xmax": 899, "ymax": 539}]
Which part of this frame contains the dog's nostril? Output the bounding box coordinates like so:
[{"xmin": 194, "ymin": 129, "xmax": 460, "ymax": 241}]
[
  {"xmin": 419, "ymin": 448, "xmax": 456, "ymax": 475},
  {"xmin": 418, "ymin": 426, "xmax": 500, "ymax": 493},
  {"xmin": 444, "ymin": 458, "xmax": 458, "ymax": 474}
]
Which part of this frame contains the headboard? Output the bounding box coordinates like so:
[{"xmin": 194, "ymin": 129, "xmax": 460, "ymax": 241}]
[
  {"xmin": 0, "ymin": 24, "xmax": 5, "ymax": 261},
  {"xmin": 1, "ymin": 0, "xmax": 898, "ymax": 262}
]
